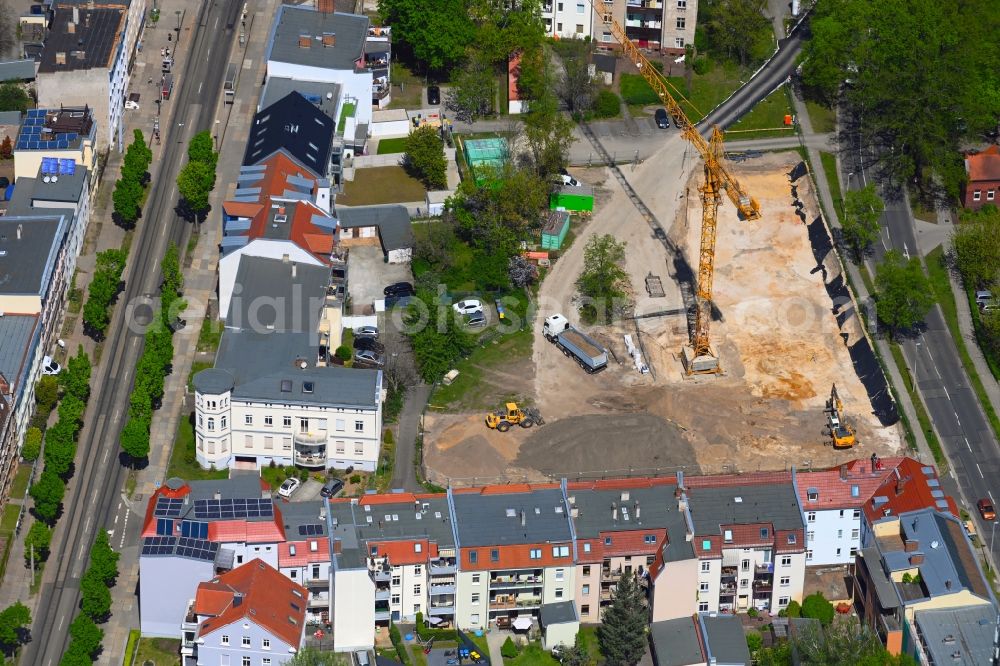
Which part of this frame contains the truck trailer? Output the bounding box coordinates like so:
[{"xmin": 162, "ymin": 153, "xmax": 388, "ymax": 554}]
[{"xmin": 543, "ymin": 314, "xmax": 608, "ymax": 373}]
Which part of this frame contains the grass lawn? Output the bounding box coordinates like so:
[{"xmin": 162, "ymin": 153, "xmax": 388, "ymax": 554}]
[
  {"xmin": 378, "ymin": 137, "xmax": 409, "ymax": 155},
  {"xmin": 727, "ymin": 87, "xmax": 796, "ymax": 139},
  {"xmin": 819, "ymin": 151, "xmax": 844, "ymax": 219},
  {"xmin": 197, "ymin": 317, "xmax": 223, "ymax": 353},
  {"xmin": 338, "ymin": 102, "xmax": 357, "ymax": 133},
  {"xmin": 506, "ymin": 643, "xmax": 560, "ymax": 666},
  {"xmin": 925, "ymin": 246, "xmax": 1000, "ymax": 441},
  {"xmin": 0, "ymin": 503, "xmax": 20, "ymax": 536},
  {"xmin": 430, "ymin": 329, "xmax": 534, "ymax": 411},
  {"xmin": 124, "ymin": 630, "xmax": 141, "ymax": 666},
  {"xmin": 805, "ymin": 100, "xmax": 836, "ymax": 134},
  {"xmin": 576, "ymin": 626, "xmax": 602, "ymax": 665},
  {"xmin": 187, "ymin": 361, "xmax": 213, "ymax": 393},
  {"xmin": 410, "ymin": 645, "xmax": 429, "ymax": 666},
  {"xmin": 469, "ymin": 633, "xmax": 490, "ymax": 660},
  {"xmin": 339, "ymin": 166, "xmax": 426, "ymax": 205},
  {"xmin": 167, "ymin": 412, "xmax": 228, "ymax": 482},
  {"xmin": 387, "ymin": 63, "xmax": 426, "ymax": 110},
  {"xmin": 9, "ymin": 464, "xmax": 32, "ymax": 499},
  {"xmin": 134, "ymin": 637, "xmax": 182, "ymax": 666}
]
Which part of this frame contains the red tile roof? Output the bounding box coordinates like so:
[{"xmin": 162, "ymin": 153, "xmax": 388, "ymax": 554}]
[
  {"xmin": 460, "ymin": 542, "xmax": 573, "ymax": 571},
  {"xmin": 208, "ymin": 519, "xmax": 286, "ymax": 544},
  {"xmin": 797, "ymin": 458, "xmax": 904, "ymax": 509},
  {"xmin": 600, "ymin": 529, "xmax": 666, "ymax": 557},
  {"xmin": 369, "ymin": 539, "xmax": 438, "ymax": 566},
  {"xmin": 966, "ymin": 145, "xmax": 1000, "ymax": 182},
  {"xmin": 223, "ymin": 201, "xmax": 263, "ymax": 218},
  {"xmin": 278, "ymin": 540, "xmax": 330, "ymax": 568},
  {"xmin": 861, "ymin": 458, "xmax": 957, "ymax": 522},
  {"xmin": 195, "ymin": 559, "xmax": 307, "ymax": 648}
]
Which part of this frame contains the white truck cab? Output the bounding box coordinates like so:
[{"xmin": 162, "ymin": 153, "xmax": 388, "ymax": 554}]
[{"xmin": 543, "ymin": 313, "xmax": 570, "ymax": 339}]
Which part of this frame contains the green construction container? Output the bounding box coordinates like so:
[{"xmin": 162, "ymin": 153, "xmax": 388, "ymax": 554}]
[
  {"xmin": 549, "ymin": 184, "xmax": 594, "ymax": 212},
  {"xmin": 541, "ymin": 210, "xmax": 571, "ymax": 250}
]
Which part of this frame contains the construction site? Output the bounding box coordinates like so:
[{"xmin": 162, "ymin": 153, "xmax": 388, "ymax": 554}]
[{"xmin": 422, "ymin": 24, "xmax": 904, "ymax": 487}]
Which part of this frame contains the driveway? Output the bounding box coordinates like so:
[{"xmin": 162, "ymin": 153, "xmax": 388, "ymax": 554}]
[{"xmin": 348, "ymin": 245, "xmax": 413, "ymax": 312}]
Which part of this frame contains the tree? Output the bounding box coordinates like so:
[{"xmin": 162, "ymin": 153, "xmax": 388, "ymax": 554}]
[
  {"xmin": 176, "ymin": 159, "xmax": 216, "ymax": 215},
  {"xmin": 61, "ymin": 640, "xmax": 99, "ymax": 666},
  {"xmin": 0, "ymin": 135, "xmax": 12, "ymax": 160},
  {"xmin": 0, "ymin": 83, "xmax": 30, "ymax": 113},
  {"xmin": 0, "ymin": 601, "xmax": 31, "ymax": 652},
  {"xmin": 67, "ymin": 614, "xmax": 103, "ymax": 660},
  {"xmin": 841, "ymin": 184, "xmax": 884, "ymax": 260},
  {"xmin": 746, "ymin": 630, "xmax": 763, "ymax": 655},
  {"xmin": 22, "ymin": 427, "xmax": 42, "ymax": 462},
  {"xmin": 88, "ymin": 531, "xmax": 120, "ymax": 586},
  {"xmin": 874, "ymin": 250, "xmax": 935, "ymax": 335},
  {"xmin": 559, "ymin": 637, "xmax": 591, "ymax": 666},
  {"xmin": 35, "ymin": 375, "xmax": 59, "ymax": 414},
  {"xmin": 84, "ymin": 249, "xmax": 128, "ymax": 336},
  {"xmin": 285, "ymin": 648, "xmax": 348, "ymax": 666},
  {"xmin": 112, "ymin": 173, "xmax": 144, "ymax": 226},
  {"xmin": 800, "ymin": 592, "xmax": 835, "ymax": 627},
  {"xmin": 23, "ymin": 521, "xmax": 52, "ymax": 564},
  {"xmin": 598, "ymin": 573, "xmax": 647, "ymax": 666},
  {"xmin": 61, "ymin": 346, "xmax": 92, "ymax": 403},
  {"xmin": 521, "ymin": 56, "xmax": 576, "ymax": 178},
  {"xmin": 704, "ymin": 0, "xmax": 771, "ymax": 67},
  {"xmin": 405, "ymin": 290, "xmax": 474, "ymax": 383},
  {"xmin": 791, "ymin": 616, "xmax": 917, "ymax": 666},
  {"xmin": 187, "ymin": 130, "xmax": 217, "ymax": 168},
  {"xmin": 501, "ymin": 636, "xmax": 519, "ymax": 658},
  {"xmin": 594, "ymin": 90, "xmax": 621, "ymax": 119},
  {"xmin": 161, "ymin": 242, "xmax": 183, "ymax": 307},
  {"xmin": 377, "ymin": 0, "xmax": 475, "ymax": 72},
  {"xmin": 577, "ymin": 234, "xmax": 632, "ymax": 323},
  {"xmin": 508, "ymin": 254, "xmax": 538, "ymax": 287},
  {"xmin": 30, "ymin": 469, "xmax": 65, "ymax": 523},
  {"xmin": 953, "ymin": 206, "xmax": 1000, "ymax": 288},
  {"xmin": 79, "ymin": 568, "xmax": 112, "ymax": 621},
  {"xmin": 403, "ymin": 125, "xmax": 447, "ymax": 190},
  {"xmin": 119, "ymin": 413, "xmax": 151, "ymax": 461},
  {"xmin": 42, "ymin": 419, "xmax": 77, "ymax": 477},
  {"xmin": 784, "ymin": 599, "xmax": 801, "ymax": 618},
  {"xmin": 57, "ymin": 394, "xmax": 85, "ymax": 428},
  {"xmin": 447, "ymin": 54, "xmax": 496, "ymax": 122},
  {"xmin": 555, "ymin": 38, "xmax": 597, "ymax": 114}
]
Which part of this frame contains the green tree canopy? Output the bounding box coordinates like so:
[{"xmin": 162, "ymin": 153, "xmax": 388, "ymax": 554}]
[
  {"xmin": 286, "ymin": 648, "xmax": 348, "ymax": 665},
  {"xmin": 0, "ymin": 83, "xmax": 30, "ymax": 113},
  {"xmin": 22, "ymin": 426, "xmax": 42, "ymax": 462},
  {"xmin": 67, "ymin": 614, "xmax": 103, "ymax": 660},
  {"xmin": 79, "ymin": 568, "xmax": 112, "ymax": 621},
  {"xmin": 953, "ymin": 206, "xmax": 1000, "ymax": 288},
  {"xmin": 24, "ymin": 520, "xmax": 52, "ymax": 564},
  {"xmin": 42, "ymin": 418, "xmax": 77, "ymax": 477},
  {"xmin": 35, "ymin": 375, "xmax": 59, "ymax": 413},
  {"xmin": 704, "ymin": 0, "xmax": 772, "ymax": 66},
  {"xmin": 30, "ymin": 469, "xmax": 65, "ymax": 523},
  {"xmin": 61, "ymin": 346, "xmax": 92, "ymax": 403},
  {"xmin": 88, "ymin": 531, "xmax": 120, "ymax": 586},
  {"xmin": 177, "ymin": 159, "xmax": 216, "ymax": 214},
  {"xmin": 597, "ymin": 572, "xmax": 647, "ymax": 666},
  {"xmin": 874, "ymin": 250, "xmax": 935, "ymax": 335},
  {"xmin": 446, "ymin": 53, "xmax": 495, "ymax": 122},
  {"xmin": 378, "ymin": 0, "xmax": 476, "ymax": 72},
  {"xmin": 405, "ymin": 290, "xmax": 474, "ymax": 383},
  {"xmin": 0, "ymin": 601, "xmax": 31, "ymax": 651},
  {"xmin": 842, "ymin": 184, "xmax": 884, "ymax": 260},
  {"xmin": 187, "ymin": 130, "xmax": 217, "ymax": 167},
  {"xmin": 800, "ymin": 592, "xmax": 835, "ymax": 626},
  {"xmin": 120, "ymin": 413, "xmax": 151, "ymax": 462},
  {"xmin": 403, "ymin": 125, "xmax": 447, "ymax": 190},
  {"xmin": 578, "ymin": 234, "xmax": 632, "ymax": 323}
]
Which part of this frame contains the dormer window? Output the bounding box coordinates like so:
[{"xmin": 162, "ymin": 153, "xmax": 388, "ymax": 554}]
[
  {"xmin": 807, "ymin": 488, "xmax": 818, "ymax": 501},
  {"xmin": 724, "ymin": 530, "xmax": 733, "ymax": 542}
]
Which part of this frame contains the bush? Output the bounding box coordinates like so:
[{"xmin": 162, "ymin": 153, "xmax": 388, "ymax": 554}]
[
  {"xmin": 501, "ymin": 637, "xmax": 519, "ymax": 659},
  {"xmin": 692, "ymin": 56, "xmax": 712, "ymax": 75},
  {"xmin": 746, "ymin": 630, "xmax": 762, "ymax": 654},
  {"xmin": 335, "ymin": 345, "xmax": 353, "ymax": 361},
  {"xmin": 22, "ymin": 427, "xmax": 42, "ymax": 462},
  {"xmin": 747, "ymin": 607, "xmax": 759, "ymax": 618},
  {"xmin": 349, "ymin": 474, "xmax": 362, "ymax": 484},
  {"xmin": 383, "ymin": 429, "xmax": 395, "ymax": 444},
  {"xmin": 593, "ymin": 90, "xmax": 621, "ymax": 118},
  {"xmin": 784, "ymin": 600, "xmax": 801, "ymax": 618},
  {"xmin": 801, "ymin": 592, "xmax": 834, "ymax": 626},
  {"xmin": 389, "ymin": 624, "xmax": 410, "ymax": 666}
]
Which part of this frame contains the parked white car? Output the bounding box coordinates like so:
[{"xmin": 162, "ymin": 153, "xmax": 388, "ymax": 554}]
[
  {"xmin": 42, "ymin": 355, "xmax": 61, "ymax": 376},
  {"xmin": 124, "ymin": 100, "xmax": 140, "ymax": 110},
  {"xmin": 452, "ymin": 299, "xmax": 484, "ymax": 315},
  {"xmin": 278, "ymin": 477, "xmax": 301, "ymax": 498}
]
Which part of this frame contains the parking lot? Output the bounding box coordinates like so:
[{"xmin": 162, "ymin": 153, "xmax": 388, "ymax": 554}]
[{"xmin": 347, "ymin": 246, "xmax": 413, "ymax": 313}]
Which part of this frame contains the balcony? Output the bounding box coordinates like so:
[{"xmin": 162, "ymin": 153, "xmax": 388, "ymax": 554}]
[
  {"xmin": 375, "ymin": 610, "xmax": 391, "ymax": 622},
  {"xmin": 430, "ymin": 559, "xmax": 457, "ymax": 576},
  {"xmin": 371, "ymin": 566, "xmax": 391, "ymax": 582},
  {"xmin": 490, "ymin": 597, "xmax": 542, "ymax": 610},
  {"xmin": 373, "ymin": 84, "xmax": 390, "ymax": 100},
  {"xmin": 294, "ymin": 431, "xmax": 328, "ymax": 445},
  {"xmin": 719, "ymin": 582, "xmax": 737, "ymax": 594},
  {"xmin": 542, "ymin": 2, "xmax": 553, "ymax": 12},
  {"xmin": 376, "ymin": 588, "xmax": 391, "ymax": 601},
  {"xmin": 490, "ymin": 575, "xmax": 542, "ymax": 588},
  {"xmin": 430, "ymin": 584, "xmax": 456, "ymax": 596},
  {"xmin": 428, "ymin": 604, "xmax": 455, "ymax": 615},
  {"xmin": 601, "ymin": 567, "xmax": 622, "ymax": 581},
  {"xmin": 627, "ymin": 0, "xmax": 663, "ymax": 8},
  {"xmin": 756, "ymin": 563, "xmax": 774, "ymax": 575},
  {"xmin": 721, "ymin": 566, "xmax": 737, "ymax": 578},
  {"xmin": 294, "ymin": 442, "xmax": 327, "ymax": 468},
  {"xmin": 309, "ymin": 591, "xmax": 330, "ymax": 607}
]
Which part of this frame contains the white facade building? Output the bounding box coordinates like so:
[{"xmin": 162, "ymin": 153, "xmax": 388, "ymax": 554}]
[{"xmin": 542, "ymin": 0, "xmax": 594, "ymax": 39}]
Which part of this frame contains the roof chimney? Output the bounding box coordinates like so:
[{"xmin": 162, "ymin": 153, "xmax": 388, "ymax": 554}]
[
  {"xmin": 904, "ymin": 539, "xmax": 919, "ymax": 553},
  {"xmin": 299, "ymin": 34, "xmax": 311, "ymax": 48},
  {"xmin": 520, "ymin": 510, "xmax": 525, "ymax": 527},
  {"xmin": 316, "ymin": 0, "xmax": 335, "ymax": 13},
  {"xmin": 612, "ymin": 502, "xmax": 618, "ymax": 522},
  {"xmin": 908, "ymin": 554, "xmax": 924, "ymax": 565},
  {"xmin": 55, "ymin": 52, "xmax": 66, "ymax": 65},
  {"xmin": 16, "ymin": 224, "xmax": 21, "ymax": 240},
  {"xmin": 322, "ymin": 32, "xmax": 336, "ymax": 47},
  {"xmin": 634, "ymin": 501, "xmax": 640, "ymax": 520},
  {"xmin": 839, "ymin": 464, "xmax": 848, "ymax": 481},
  {"xmin": 945, "ymin": 579, "xmax": 952, "ymax": 591},
  {"xmin": 214, "ymin": 490, "xmax": 222, "ymax": 500},
  {"xmin": 67, "ymin": 21, "xmax": 75, "ymax": 34},
  {"xmin": 291, "ymin": 262, "xmax": 297, "ymax": 278},
  {"xmin": 233, "ymin": 593, "xmax": 243, "ymax": 607},
  {"xmin": 72, "ymin": 6, "xmax": 79, "ymax": 23}
]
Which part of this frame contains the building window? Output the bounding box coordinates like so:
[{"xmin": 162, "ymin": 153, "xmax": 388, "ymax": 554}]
[
  {"xmin": 263, "ymin": 660, "xmax": 271, "ymax": 666},
  {"xmin": 778, "ymin": 596, "xmax": 790, "ymax": 607},
  {"xmin": 581, "ymin": 604, "xmax": 590, "ymax": 615},
  {"xmin": 583, "ymin": 543, "xmax": 591, "ymax": 553},
  {"xmin": 741, "ymin": 559, "xmax": 750, "ymax": 572},
  {"xmin": 989, "ymin": 190, "xmax": 996, "ymax": 201},
  {"xmin": 472, "ymin": 574, "xmax": 481, "ymax": 584},
  {"xmin": 853, "ymin": 509, "xmax": 861, "ymax": 519},
  {"xmin": 701, "ymin": 561, "xmax": 711, "ymax": 573},
  {"xmin": 242, "ymin": 636, "xmax": 251, "ymax": 647},
  {"xmin": 220, "ymin": 416, "xmax": 227, "ymax": 429},
  {"xmin": 780, "ymin": 576, "xmax": 790, "ymax": 587},
  {"xmin": 836, "ymin": 548, "xmax": 842, "ymax": 557},
  {"xmin": 582, "ymin": 565, "xmax": 591, "ymax": 576},
  {"xmin": 675, "ymin": 37, "xmax": 684, "ymax": 48},
  {"xmin": 553, "ymin": 546, "xmax": 569, "ymax": 557},
  {"xmin": 604, "ymin": 537, "xmax": 612, "ymax": 546},
  {"xmin": 677, "ymin": 0, "xmax": 686, "ymax": 7},
  {"xmin": 644, "ymin": 535, "xmax": 656, "ymax": 544},
  {"xmin": 471, "ymin": 614, "xmax": 480, "ymax": 624},
  {"xmin": 676, "ymin": 17, "xmax": 685, "ymax": 30},
  {"xmin": 354, "ymin": 442, "xmax": 364, "ymax": 455},
  {"xmin": 490, "ymin": 548, "xmax": 499, "ymax": 562},
  {"xmin": 576, "ymin": 1, "xmax": 584, "ymax": 12},
  {"xmin": 555, "ymin": 568, "xmax": 565, "ymax": 581},
  {"xmin": 807, "ymin": 490, "xmax": 818, "ymax": 501},
  {"xmin": 781, "ymin": 556, "xmax": 791, "ymax": 567},
  {"xmin": 392, "ymin": 594, "xmax": 400, "ymax": 604},
  {"xmin": 555, "ymin": 588, "xmax": 564, "ymax": 598},
  {"xmin": 300, "ymin": 418, "xmax": 309, "ymax": 432},
  {"xmin": 264, "ymin": 436, "xmax": 273, "ymax": 450},
  {"xmin": 336, "ymin": 441, "xmax": 345, "ymax": 454},
  {"xmin": 262, "ymin": 638, "xmax": 271, "ymax": 650},
  {"xmin": 760, "ymin": 528, "xmax": 769, "ymax": 539},
  {"xmin": 221, "ymin": 635, "xmax": 229, "ymax": 646},
  {"xmin": 242, "ymin": 658, "xmax": 250, "ymax": 666},
  {"xmin": 336, "ymin": 419, "xmax": 345, "ymax": 431},
  {"xmin": 974, "ymin": 190, "xmax": 982, "ymax": 201},
  {"xmin": 787, "ymin": 533, "xmax": 797, "ymax": 544},
  {"xmin": 355, "ymin": 420, "xmax": 364, "ymax": 432},
  {"xmin": 469, "ymin": 551, "xmax": 478, "ymax": 564},
  {"xmin": 724, "ymin": 530, "xmax": 733, "ymax": 542},
  {"xmin": 699, "ymin": 582, "xmax": 709, "ymax": 592},
  {"xmin": 807, "ymin": 549, "xmax": 813, "ymax": 560},
  {"xmin": 850, "ymin": 547, "xmax": 858, "ymax": 557},
  {"xmin": 198, "ymin": 415, "xmax": 204, "ymax": 428},
  {"xmin": 837, "ymin": 530, "xmax": 843, "ymax": 539},
  {"xmin": 264, "ymin": 415, "xmax": 273, "ymax": 426},
  {"xmin": 207, "ymin": 418, "xmax": 215, "ymax": 431},
  {"xmin": 414, "ymin": 584, "xmax": 422, "ymax": 595},
  {"xmin": 283, "ymin": 415, "xmax": 292, "ymax": 427},
  {"xmin": 698, "ymin": 602, "xmax": 709, "ymax": 612},
  {"xmin": 582, "ymin": 584, "xmax": 590, "ymax": 595},
  {"xmin": 807, "ymin": 531, "xmax": 814, "ymax": 542},
  {"xmin": 530, "ymin": 549, "xmax": 542, "ymax": 559},
  {"xmin": 392, "ymin": 575, "xmax": 401, "ymax": 587},
  {"xmin": 807, "ymin": 512, "xmax": 816, "ymax": 523},
  {"xmin": 282, "ymin": 437, "xmax": 291, "ymax": 450},
  {"xmin": 472, "ymin": 593, "xmax": 480, "ymax": 604},
  {"xmin": 602, "ymin": 31, "xmax": 612, "ymax": 42},
  {"xmin": 245, "ymin": 414, "xmax": 253, "ymax": 426},
  {"xmin": 740, "ymin": 579, "xmax": 749, "ymax": 588}
]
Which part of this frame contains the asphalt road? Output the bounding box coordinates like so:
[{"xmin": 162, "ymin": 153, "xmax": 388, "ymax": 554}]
[
  {"xmin": 23, "ymin": 2, "xmax": 242, "ymax": 663},
  {"xmin": 843, "ymin": 124, "xmax": 1000, "ymax": 560}
]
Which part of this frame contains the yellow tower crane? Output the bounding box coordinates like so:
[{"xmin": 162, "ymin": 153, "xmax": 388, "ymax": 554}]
[{"xmin": 590, "ymin": 7, "xmax": 761, "ymax": 374}]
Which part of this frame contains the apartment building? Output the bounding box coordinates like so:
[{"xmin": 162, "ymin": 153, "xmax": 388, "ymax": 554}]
[
  {"xmin": 853, "ymin": 507, "xmax": 997, "ymax": 661},
  {"xmin": 13, "ymin": 107, "xmax": 97, "ymax": 186},
  {"xmin": 592, "ymin": 0, "xmax": 698, "ymax": 55},
  {"xmin": 541, "ymin": 0, "xmax": 594, "ymax": 39}
]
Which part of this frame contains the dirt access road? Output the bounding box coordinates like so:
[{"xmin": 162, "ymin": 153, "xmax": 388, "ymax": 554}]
[{"xmin": 422, "ymin": 140, "xmax": 903, "ymax": 486}]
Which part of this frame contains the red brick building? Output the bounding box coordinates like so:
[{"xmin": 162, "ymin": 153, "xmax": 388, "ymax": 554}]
[{"xmin": 962, "ymin": 145, "xmax": 1000, "ymax": 209}]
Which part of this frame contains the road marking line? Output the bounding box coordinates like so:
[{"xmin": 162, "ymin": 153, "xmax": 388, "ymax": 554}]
[
  {"xmin": 967, "ymin": 438, "xmax": 972, "ymax": 452},
  {"xmin": 198, "ymin": 82, "xmax": 203, "ymax": 94},
  {"xmin": 978, "ymin": 463, "xmax": 985, "ymax": 478}
]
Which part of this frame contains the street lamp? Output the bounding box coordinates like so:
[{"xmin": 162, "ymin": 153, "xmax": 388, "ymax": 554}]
[{"xmin": 175, "ymin": 10, "xmax": 182, "ymax": 33}]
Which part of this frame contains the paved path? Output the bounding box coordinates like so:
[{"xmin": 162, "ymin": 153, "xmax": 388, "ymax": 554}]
[{"xmin": 391, "ymin": 384, "xmax": 432, "ymax": 492}]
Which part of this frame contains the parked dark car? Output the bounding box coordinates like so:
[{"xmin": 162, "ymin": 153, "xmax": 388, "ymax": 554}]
[
  {"xmin": 427, "ymin": 85, "xmax": 441, "ymax": 106},
  {"xmin": 384, "ymin": 282, "xmax": 415, "ymax": 297},
  {"xmin": 354, "ymin": 336, "xmax": 385, "ymax": 353},
  {"xmin": 354, "ymin": 349, "xmax": 385, "ymax": 367},
  {"xmin": 320, "ymin": 478, "xmax": 344, "ymax": 498},
  {"xmin": 655, "ymin": 108, "xmax": 670, "ymax": 129}
]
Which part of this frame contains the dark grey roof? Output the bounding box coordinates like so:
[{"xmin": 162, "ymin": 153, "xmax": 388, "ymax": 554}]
[
  {"xmin": 5, "ymin": 165, "xmax": 89, "ymax": 216},
  {"xmin": 557, "ymin": 184, "xmax": 594, "ymax": 197},
  {"xmin": 0, "ymin": 215, "xmax": 67, "ymax": 296},
  {"xmin": 226, "ymin": 255, "xmax": 330, "ymax": 331},
  {"xmin": 0, "ymin": 60, "xmax": 36, "ymax": 81},
  {"xmin": 352, "ymin": 497, "xmax": 456, "ymax": 549},
  {"xmin": 592, "ymin": 53, "xmax": 616, "ymax": 75},
  {"xmin": 216, "ymin": 330, "xmax": 316, "ymax": 385},
  {"xmin": 0, "ymin": 110, "xmax": 21, "ymax": 126},
  {"xmin": 260, "ymin": 77, "xmax": 341, "ymax": 122},
  {"xmin": 244, "ymin": 92, "xmax": 334, "ymax": 178},
  {"xmin": 192, "ymin": 368, "xmax": 235, "ymax": 395},
  {"xmin": 337, "ymin": 205, "xmax": 413, "ymax": 251},
  {"xmin": 687, "ymin": 482, "xmax": 803, "ymax": 534},
  {"xmin": 233, "ymin": 364, "xmax": 380, "ymax": 409},
  {"xmin": 280, "ymin": 500, "xmax": 331, "ymax": 539},
  {"xmin": 649, "ymin": 618, "xmax": 704, "ymax": 666},
  {"xmin": 267, "ymin": 5, "xmax": 369, "ymax": 71},
  {"xmin": 0, "ymin": 314, "xmax": 38, "ymax": 391},
  {"xmin": 914, "ymin": 606, "xmax": 998, "ymax": 666},
  {"xmin": 539, "ymin": 601, "xmax": 578, "ymax": 627},
  {"xmin": 187, "ymin": 475, "xmax": 268, "ymax": 503},
  {"xmin": 860, "ymin": 546, "xmax": 899, "ymax": 609},
  {"xmin": 700, "ymin": 615, "xmax": 751, "ymax": 665},
  {"xmin": 452, "ymin": 488, "xmax": 572, "ymax": 547},
  {"xmin": 38, "ymin": 7, "xmax": 125, "ymax": 73}
]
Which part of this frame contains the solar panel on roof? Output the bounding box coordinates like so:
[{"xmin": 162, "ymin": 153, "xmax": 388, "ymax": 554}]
[
  {"xmin": 298, "ymin": 524, "xmax": 323, "ymax": 536},
  {"xmin": 59, "ymin": 159, "xmax": 75, "ymax": 175},
  {"xmin": 57, "ymin": 140, "xmax": 69, "ymax": 149}
]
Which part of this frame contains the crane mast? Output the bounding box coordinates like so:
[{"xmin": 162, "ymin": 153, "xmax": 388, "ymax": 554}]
[{"xmin": 590, "ymin": 8, "xmax": 761, "ymax": 374}]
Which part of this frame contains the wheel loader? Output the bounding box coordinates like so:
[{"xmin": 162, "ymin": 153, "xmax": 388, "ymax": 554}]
[{"xmin": 485, "ymin": 402, "xmax": 545, "ymax": 432}]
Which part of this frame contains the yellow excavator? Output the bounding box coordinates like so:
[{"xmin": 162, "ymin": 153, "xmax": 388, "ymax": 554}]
[
  {"xmin": 825, "ymin": 384, "xmax": 857, "ymax": 449},
  {"xmin": 486, "ymin": 403, "xmax": 545, "ymax": 432}
]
